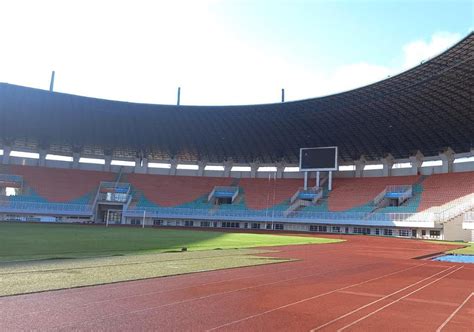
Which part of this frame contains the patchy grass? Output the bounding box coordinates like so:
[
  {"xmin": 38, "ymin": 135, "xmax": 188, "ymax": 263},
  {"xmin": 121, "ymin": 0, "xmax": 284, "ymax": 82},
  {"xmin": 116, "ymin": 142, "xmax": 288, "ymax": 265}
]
[
  {"xmin": 0, "ymin": 222, "xmax": 342, "ymax": 262},
  {"xmin": 425, "ymin": 240, "xmax": 474, "ymax": 255},
  {"xmin": 0, "ymin": 249, "xmax": 290, "ymax": 296},
  {"xmin": 0, "ymin": 222, "xmax": 342, "ymax": 295}
]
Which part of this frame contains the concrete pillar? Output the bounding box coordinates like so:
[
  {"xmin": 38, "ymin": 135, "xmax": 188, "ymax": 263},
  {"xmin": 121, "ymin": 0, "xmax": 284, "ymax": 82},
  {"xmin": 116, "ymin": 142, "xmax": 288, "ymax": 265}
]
[
  {"xmin": 381, "ymin": 154, "xmax": 395, "ymax": 177},
  {"xmin": 72, "ymin": 152, "xmax": 80, "ymax": 169},
  {"xmin": 250, "ymin": 163, "xmax": 259, "ymax": 178},
  {"xmin": 134, "ymin": 157, "xmax": 148, "ymax": 174},
  {"xmin": 276, "ymin": 162, "xmax": 285, "ymax": 179},
  {"xmin": 39, "ymin": 149, "xmax": 47, "ymax": 167},
  {"xmin": 104, "ymin": 155, "xmax": 112, "ymax": 172},
  {"xmin": 2, "ymin": 146, "xmax": 11, "ymax": 165},
  {"xmin": 197, "ymin": 160, "xmax": 206, "ymax": 176},
  {"xmin": 169, "ymin": 159, "xmax": 177, "ymax": 176},
  {"xmin": 409, "ymin": 151, "xmax": 424, "ymax": 176},
  {"xmin": 354, "ymin": 156, "xmax": 366, "ymax": 178},
  {"xmin": 223, "ymin": 160, "xmax": 233, "ymax": 177},
  {"xmin": 439, "ymin": 148, "xmax": 455, "ymax": 173}
]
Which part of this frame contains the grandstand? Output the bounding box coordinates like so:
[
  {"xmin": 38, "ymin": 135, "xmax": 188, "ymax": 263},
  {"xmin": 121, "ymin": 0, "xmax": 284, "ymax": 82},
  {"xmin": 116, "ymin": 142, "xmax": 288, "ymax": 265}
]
[{"xmin": 0, "ymin": 33, "xmax": 473, "ymax": 241}]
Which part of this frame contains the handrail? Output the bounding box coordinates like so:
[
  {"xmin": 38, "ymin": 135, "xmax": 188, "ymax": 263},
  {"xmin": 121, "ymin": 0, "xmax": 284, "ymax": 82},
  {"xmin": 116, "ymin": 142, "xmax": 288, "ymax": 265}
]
[
  {"xmin": 373, "ymin": 188, "xmax": 387, "ymax": 206},
  {"xmin": 435, "ymin": 193, "xmax": 474, "ymax": 222},
  {"xmin": 124, "ymin": 206, "xmax": 435, "ymax": 223},
  {"xmin": 0, "ymin": 199, "xmax": 92, "ymax": 215},
  {"xmin": 463, "ymin": 211, "xmax": 474, "ymax": 222}
]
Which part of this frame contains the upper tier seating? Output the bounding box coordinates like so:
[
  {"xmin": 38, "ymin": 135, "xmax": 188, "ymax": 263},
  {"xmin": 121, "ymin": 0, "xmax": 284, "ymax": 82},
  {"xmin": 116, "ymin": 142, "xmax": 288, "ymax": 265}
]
[
  {"xmin": 418, "ymin": 172, "xmax": 474, "ymax": 211},
  {"xmin": 127, "ymin": 174, "xmax": 232, "ymax": 207},
  {"xmin": 239, "ymin": 178, "xmax": 301, "ymax": 210},
  {"xmin": 328, "ymin": 176, "xmax": 420, "ymax": 212},
  {"xmin": 9, "ymin": 165, "xmax": 114, "ymax": 203},
  {"xmin": 1, "ymin": 164, "xmax": 473, "ymax": 214}
]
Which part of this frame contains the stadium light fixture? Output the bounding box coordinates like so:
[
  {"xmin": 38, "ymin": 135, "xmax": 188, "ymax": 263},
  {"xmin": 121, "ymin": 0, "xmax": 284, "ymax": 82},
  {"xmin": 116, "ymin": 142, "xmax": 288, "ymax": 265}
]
[
  {"xmin": 338, "ymin": 165, "xmax": 355, "ymax": 171},
  {"xmin": 177, "ymin": 164, "xmax": 199, "ymax": 170},
  {"xmin": 204, "ymin": 165, "xmax": 225, "ymax": 171},
  {"xmin": 10, "ymin": 151, "xmax": 40, "ymax": 159},
  {"xmin": 392, "ymin": 162, "xmax": 412, "ymax": 169},
  {"xmin": 0, "ymin": 149, "xmax": 3, "ymax": 156},
  {"xmin": 45, "ymin": 154, "xmax": 73, "ymax": 162},
  {"xmin": 231, "ymin": 166, "xmax": 251, "ymax": 172},
  {"xmin": 79, "ymin": 157, "xmax": 105, "ymax": 165},
  {"xmin": 111, "ymin": 160, "xmax": 135, "ymax": 167},
  {"xmin": 421, "ymin": 160, "xmax": 442, "ymax": 167},
  {"xmin": 257, "ymin": 166, "xmax": 277, "ymax": 172},
  {"xmin": 283, "ymin": 166, "xmax": 300, "ymax": 172},
  {"xmin": 148, "ymin": 162, "xmax": 171, "ymax": 169},
  {"xmin": 364, "ymin": 164, "xmax": 383, "ymax": 170},
  {"xmin": 453, "ymin": 156, "xmax": 474, "ymax": 164}
]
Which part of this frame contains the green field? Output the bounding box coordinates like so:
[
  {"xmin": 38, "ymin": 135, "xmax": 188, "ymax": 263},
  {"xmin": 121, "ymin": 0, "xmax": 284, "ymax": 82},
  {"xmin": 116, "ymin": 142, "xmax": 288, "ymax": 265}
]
[
  {"xmin": 425, "ymin": 240, "xmax": 474, "ymax": 255},
  {"xmin": 0, "ymin": 222, "xmax": 342, "ymax": 296},
  {"xmin": 0, "ymin": 222, "xmax": 340, "ymax": 262}
]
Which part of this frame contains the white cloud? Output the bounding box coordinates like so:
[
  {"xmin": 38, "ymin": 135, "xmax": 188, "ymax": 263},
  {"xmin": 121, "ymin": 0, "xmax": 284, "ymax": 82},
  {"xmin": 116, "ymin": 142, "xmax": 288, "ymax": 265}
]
[
  {"xmin": 0, "ymin": 1, "xmax": 464, "ymax": 105},
  {"xmin": 401, "ymin": 32, "xmax": 461, "ymax": 69}
]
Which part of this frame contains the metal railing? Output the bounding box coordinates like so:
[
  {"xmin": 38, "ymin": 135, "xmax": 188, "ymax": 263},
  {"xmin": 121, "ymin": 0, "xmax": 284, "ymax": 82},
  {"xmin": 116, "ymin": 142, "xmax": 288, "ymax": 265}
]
[
  {"xmin": 0, "ymin": 199, "xmax": 93, "ymax": 216},
  {"xmin": 435, "ymin": 193, "xmax": 474, "ymax": 223},
  {"xmin": 462, "ymin": 211, "xmax": 474, "ymax": 222},
  {"xmin": 124, "ymin": 206, "xmax": 435, "ymax": 225},
  {"xmin": 208, "ymin": 186, "xmax": 239, "ymax": 202}
]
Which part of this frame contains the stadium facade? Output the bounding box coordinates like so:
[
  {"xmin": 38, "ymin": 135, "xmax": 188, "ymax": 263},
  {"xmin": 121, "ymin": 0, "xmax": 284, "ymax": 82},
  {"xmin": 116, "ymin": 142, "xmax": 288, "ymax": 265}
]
[{"xmin": 0, "ymin": 33, "xmax": 473, "ymax": 241}]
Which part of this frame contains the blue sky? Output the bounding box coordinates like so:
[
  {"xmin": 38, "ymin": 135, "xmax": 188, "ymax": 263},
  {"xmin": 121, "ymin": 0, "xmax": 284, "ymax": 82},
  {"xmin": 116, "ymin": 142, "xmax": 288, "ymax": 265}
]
[{"xmin": 0, "ymin": 0, "xmax": 472, "ymax": 105}]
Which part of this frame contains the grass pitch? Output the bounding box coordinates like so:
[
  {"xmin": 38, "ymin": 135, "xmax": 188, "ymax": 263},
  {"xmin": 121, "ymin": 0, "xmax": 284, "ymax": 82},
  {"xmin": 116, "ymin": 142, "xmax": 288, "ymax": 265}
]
[
  {"xmin": 425, "ymin": 240, "xmax": 474, "ymax": 255},
  {"xmin": 0, "ymin": 222, "xmax": 342, "ymax": 295},
  {"xmin": 0, "ymin": 249, "xmax": 289, "ymax": 296},
  {"xmin": 0, "ymin": 222, "xmax": 340, "ymax": 262}
]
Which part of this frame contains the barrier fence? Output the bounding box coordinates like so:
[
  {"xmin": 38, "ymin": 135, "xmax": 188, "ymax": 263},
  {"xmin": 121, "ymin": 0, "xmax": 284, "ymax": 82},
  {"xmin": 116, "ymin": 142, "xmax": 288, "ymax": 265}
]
[{"xmin": 1, "ymin": 197, "xmax": 470, "ymax": 225}]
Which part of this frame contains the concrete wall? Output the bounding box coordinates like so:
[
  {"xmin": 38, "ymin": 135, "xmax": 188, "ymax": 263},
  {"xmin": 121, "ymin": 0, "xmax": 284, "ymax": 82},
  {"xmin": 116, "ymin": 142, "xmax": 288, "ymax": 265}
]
[{"xmin": 443, "ymin": 215, "xmax": 473, "ymax": 242}]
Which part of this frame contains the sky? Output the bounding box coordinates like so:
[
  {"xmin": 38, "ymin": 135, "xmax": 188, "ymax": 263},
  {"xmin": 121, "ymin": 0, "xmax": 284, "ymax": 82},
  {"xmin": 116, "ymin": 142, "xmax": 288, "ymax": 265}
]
[{"xmin": 0, "ymin": 0, "xmax": 472, "ymax": 106}]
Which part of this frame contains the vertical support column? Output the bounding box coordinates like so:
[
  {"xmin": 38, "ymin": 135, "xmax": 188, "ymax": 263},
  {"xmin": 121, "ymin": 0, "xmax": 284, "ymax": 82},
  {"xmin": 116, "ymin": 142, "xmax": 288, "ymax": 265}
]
[
  {"xmin": 39, "ymin": 149, "xmax": 47, "ymax": 167},
  {"xmin": 250, "ymin": 162, "xmax": 259, "ymax": 178},
  {"xmin": 316, "ymin": 171, "xmax": 320, "ymax": 187},
  {"xmin": 2, "ymin": 146, "xmax": 11, "ymax": 165},
  {"xmin": 381, "ymin": 154, "xmax": 394, "ymax": 177},
  {"xmin": 276, "ymin": 162, "xmax": 285, "ymax": 179},
  {"xmin": 223, "ymin": 160, "xmax": 233, "ymax": 177},
  {"xmin": 134, "ymin": 157, "xmax": 148, "ymax": 174},
  {"xmin": 355, "ymin": 156, "xmax": 366, "ymax": 178},
  {"xmin": 409, "ymin": 151, "xmax": 424, "ymax": 176},
  {"xmin": 328, "ymin": 171, "xmax": 333, "ymax": 191},
  {"xmin": 169, "ymin": 159, "xmax": 177, "ymax": 176},
  {"xmin": 104, "ymin": 155, "xmax": 112, "ymax": 172},
  {"xmin": 304, "ymin": 172, "xmax": 308, "ymax": 190},
  {"xmin": 439, "ymin": 148, "xmax": 455, "ymax": 173},
  {"xmin": 197, "ymin": 160, "xmax": 206, "ymax": 176},
  {"xmin": 72, "ymin": 152, "xmax": 80, "ymax": 169}
]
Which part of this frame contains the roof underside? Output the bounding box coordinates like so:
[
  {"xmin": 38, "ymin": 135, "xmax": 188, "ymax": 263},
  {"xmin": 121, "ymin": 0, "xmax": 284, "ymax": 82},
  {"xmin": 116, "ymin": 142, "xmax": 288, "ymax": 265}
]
[{"xmin": 0, "ymin": 33, "xmax": 473, "ymax": 164}]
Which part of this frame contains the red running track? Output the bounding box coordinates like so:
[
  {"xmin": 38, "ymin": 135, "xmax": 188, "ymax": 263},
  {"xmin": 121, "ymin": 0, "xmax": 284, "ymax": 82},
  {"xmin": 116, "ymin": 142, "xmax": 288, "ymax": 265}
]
[{"xmin": 0, "ymin": 235, "xmax": 473, "ymax": 331}]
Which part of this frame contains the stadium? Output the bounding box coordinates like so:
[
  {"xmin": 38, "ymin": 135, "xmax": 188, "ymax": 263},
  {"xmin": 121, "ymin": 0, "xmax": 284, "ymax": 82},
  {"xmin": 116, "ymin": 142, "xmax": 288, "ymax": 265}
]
[
  {"xmin": 1, "ymin": 33, "xmax": 473, "ymax": 241},
  {"xmin": 0, "ymin": 16, "xmax": 473, "ymax": 332}
]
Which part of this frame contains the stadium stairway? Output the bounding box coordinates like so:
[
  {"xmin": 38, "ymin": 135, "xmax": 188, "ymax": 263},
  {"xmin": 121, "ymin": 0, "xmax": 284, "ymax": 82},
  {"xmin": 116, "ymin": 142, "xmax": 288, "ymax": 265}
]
[{"xmin": 327, "ymin": 176, "xmax": 420, "ymax": 212}]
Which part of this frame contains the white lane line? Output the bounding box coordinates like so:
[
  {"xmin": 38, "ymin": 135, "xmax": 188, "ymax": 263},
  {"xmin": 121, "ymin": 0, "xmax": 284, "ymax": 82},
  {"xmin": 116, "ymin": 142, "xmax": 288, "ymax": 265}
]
[
  {"xmin": 56, "ymin": 260, "xmax": 401, "ymax": 329},
  {"xmin": 436, "ymin": 291, "xmax": 474, "ymax": 332},
  {"xmin": 206, "ymin": 263, "xmax": 429, "ymax": 331},
  {"xmin": 337, "ymin": 266, "xmax": 464, "ymax": 332},
  {"xmin": 310, "ymin": 265, "xmax": 456, "ymax": 331}
]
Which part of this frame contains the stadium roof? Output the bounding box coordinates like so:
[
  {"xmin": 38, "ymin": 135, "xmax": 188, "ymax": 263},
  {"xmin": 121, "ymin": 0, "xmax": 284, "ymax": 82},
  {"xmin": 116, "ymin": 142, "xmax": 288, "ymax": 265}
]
[{"xmin": 0, "ymin": 33, "xmax": 473, "ymax": 164}]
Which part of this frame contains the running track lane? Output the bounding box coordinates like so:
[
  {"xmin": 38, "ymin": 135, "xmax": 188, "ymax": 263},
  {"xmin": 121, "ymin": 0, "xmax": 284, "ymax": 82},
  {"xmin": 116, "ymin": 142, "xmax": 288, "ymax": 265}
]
[{"xmin": 0, "ymin": 235, "xmax": 472, "ymax": 331}]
